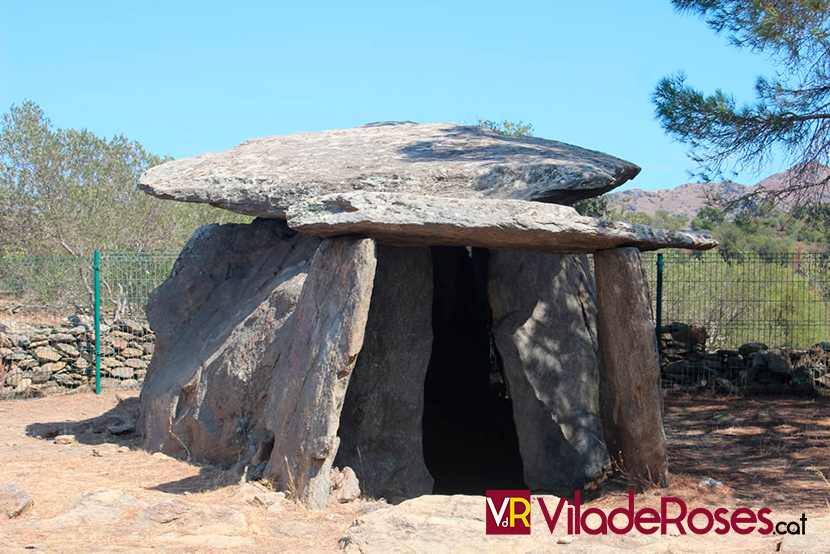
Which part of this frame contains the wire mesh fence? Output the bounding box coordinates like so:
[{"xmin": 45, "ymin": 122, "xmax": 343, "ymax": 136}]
[
  {"xmin": 642, "ymin": 251, "xmax": 830, "ymax": 395},
  {"xmin": 3, "ymin": 248, "xmax": 830, "ymax": 399},
  {"xmin": 96, "ymin": 252, "xmax": 177, "ymax": 392},
  {"xmin": 0, "ymin": 252, "xmax": 177, "ymax": 399}
]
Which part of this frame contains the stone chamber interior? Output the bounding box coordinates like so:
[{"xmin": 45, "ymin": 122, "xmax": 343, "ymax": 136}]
[{"xmin": 422, "ymin": 246, "xmax": 527, "ymax": 494}]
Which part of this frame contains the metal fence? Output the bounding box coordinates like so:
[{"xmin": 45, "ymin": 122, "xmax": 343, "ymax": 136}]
[
  {"xmin": 0, "ymin": 251, "xmax": 177, "ymax": 399},
  {"xmin": 642, "ymin": 251, "xmax": 830, "ymax": 394},
  {"xmin": 3, "ymin": 248, "xmax": 829, "ymax": 398}
]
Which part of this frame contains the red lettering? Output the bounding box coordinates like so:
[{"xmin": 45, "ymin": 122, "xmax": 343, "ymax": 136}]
[
  {"xmin": 581, "ymin": 507, "xmax": 608, "ymax": 535},
  {"xmin": 687, "ymin": 508, "xmax": 714, "ymax": 534},
  {"xmin": 714, "ymin": 507, "xmax": 730, "ymax": 535},
  {"xmin": 536, "ymin": 497, "xmax": 567, "ymax": 534},
  {"xmin": 730, "ymin": 508, "xmax": 757, "ymax": 535},
  {"xmin": 567, "ymin": 503, "xmax": 573, "ymax": 535},
  {"xmin": 538, "ymin": 493, "xmax": 779, "ymax": 538},
  {"xmin": 608, "ymin": 491, "xmax": 635, "ymax": 534},
  {"xmin": 757, "ymin": 508, "xmax": 773, "ymax": 535},
  {"xmin": 634, "ymin": 507, "xmax": 660, "ymax": 534},
  {"xmin": 660, "ymin": 497, "xmax": 687, "ymax": 535}
]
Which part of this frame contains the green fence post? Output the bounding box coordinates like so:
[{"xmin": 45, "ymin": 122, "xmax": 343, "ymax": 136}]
[
  {"xmin": 656, "ymin": 252, "xmax": 664, "ymax": 361},
  {"xmin": 94, "ymin": 251, "xmax": 101, "ymax": 395}
]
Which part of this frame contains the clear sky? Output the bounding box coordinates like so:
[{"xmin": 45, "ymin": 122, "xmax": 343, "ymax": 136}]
[{"xmin": 0, "ymin": 1, "xmax": 785, "ymax": 192}]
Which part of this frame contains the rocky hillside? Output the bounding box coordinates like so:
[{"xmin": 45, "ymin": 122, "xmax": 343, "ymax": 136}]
[
  {"xmin": 610, "ymin": 167, "xmax": 830, "ymax": 218},
  {"xmin": 609, "ymin": 182, "xmax": 747, "ymax": 218}
]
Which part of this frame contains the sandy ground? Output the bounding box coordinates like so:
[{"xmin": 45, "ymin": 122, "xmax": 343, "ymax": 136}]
[
  {"xmin": 0, "ymin": 390, "xmax": 827, "ymax": 552},
  {"xmin": 0, "ymin": 391, "xmax": 376, "ymax": 552}
]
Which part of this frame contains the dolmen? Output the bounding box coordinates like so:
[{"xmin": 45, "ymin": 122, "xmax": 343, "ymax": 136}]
[{"xmin": 137, "ymin": 122, "xmax": 717, "ymax": 509}]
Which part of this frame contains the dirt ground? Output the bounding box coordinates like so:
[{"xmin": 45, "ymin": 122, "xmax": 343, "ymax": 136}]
[
  {"xmin": 0, "ymin": 390, "xmax": 828, "ymax": 552},
  {"xmin": 663, "ymin": 394, "xmax": 830, "ymax": 513},
  {"xmin": 0, "ymin": 391, "xmax": 377, "ymax": 553}
]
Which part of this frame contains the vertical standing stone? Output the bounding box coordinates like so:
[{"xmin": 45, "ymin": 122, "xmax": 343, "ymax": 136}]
[
  {"xmin": 593, "ymin": 247, "xmax": 669, "ymax": 489},
  {"xmin": 489, "ymin": 251, "xmax": 609, "ymax": 494},
  {"xmin": 264, "ymin": 237, "xmax": 377, "ymax": 510},
  {"xmin": 139, "ymin": 219, "xmax": 320, "ymax": 465},
  {"xmin": 336, "ymin": 245, "xmax": 435, "ymax": 499}
]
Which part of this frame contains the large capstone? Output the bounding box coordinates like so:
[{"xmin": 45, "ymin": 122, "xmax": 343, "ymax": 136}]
[
  {"xmin": 139, "ymin": 122, "xmax": 641, "ymax": 217},
  {"xmin": 489, "ymin": 251, "xmax": 608, "ymax": 494},
  {"xmin": 287, "ymin": 192, "xmax": 718, "ymax": 252},
  {"xmin": 139, "ymin": 219, "xmax": 321, "ymax": 464}
]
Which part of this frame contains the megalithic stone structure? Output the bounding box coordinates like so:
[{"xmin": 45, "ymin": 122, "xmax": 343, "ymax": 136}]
[{"xmin": 137, "ymin": 122, "xmax": 713, "ymax": 508}]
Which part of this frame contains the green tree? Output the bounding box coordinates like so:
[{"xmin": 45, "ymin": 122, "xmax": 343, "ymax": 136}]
[
  {"xmin": 0, "ymin": 100, "xmax": 250, "ymax": 257},
  {"xmin": 573, "ymin": 195, "xmax": 614, "ymax": 218},
  {"xmin": 791, "ymin": 201, "xmax": 830, "ymax": 243},
  {"xmin": 653, "ymin": 210, "xmax": 690, "ymax": 230},
  {"xmin": 475, "ymin": 118, "xmax": 534, "ymax": 137},
  {"xmin": 691, "ymin": 206, "xmax": 726, "ymax": 231},
  {"xmin": 622, "ymin": 211, "xmax": 655, "ymax": 225},
  {"xmin": 653, "ymin": 1, "xmax": 830, "ymax": 203}
]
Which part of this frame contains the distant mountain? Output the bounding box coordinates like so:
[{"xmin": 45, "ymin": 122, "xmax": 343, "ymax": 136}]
[
  {"xmin": 609, "ymin": 182, "xmax": 748, "ymax": 219},
  {"xmin": 609, "ymin": 167, "xmax": 830, "ymax": 218}
]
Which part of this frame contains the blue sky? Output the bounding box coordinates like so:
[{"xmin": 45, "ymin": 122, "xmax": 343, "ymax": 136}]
[{"xmin": 0, "ymin": 1, "xmax": 783, "ymax": 192}]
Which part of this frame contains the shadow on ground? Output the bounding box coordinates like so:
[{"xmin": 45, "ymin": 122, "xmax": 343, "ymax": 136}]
[
  {"xmin": 24, "ymin": 395, "xmax": 140, "ymax": 446},
  {"xmin": 23, "ymin": 393, "xmax": 236, "ymax": 495},
  {"xmin": 147, "ymin": 467, "xmax": 236, "ymax": 495},
  {"xmin": 664, "ymin": 394, "xmax": 830, "ymax": 511}
]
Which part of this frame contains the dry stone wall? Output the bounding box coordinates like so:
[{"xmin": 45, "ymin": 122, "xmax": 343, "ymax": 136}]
[
  {"xmin": 0, "ymin": 315, "xmax": 153, "ymax": 397},
  {"xmin": 659, "ymin": 322, "xmax": 830, "ymax": 393}
]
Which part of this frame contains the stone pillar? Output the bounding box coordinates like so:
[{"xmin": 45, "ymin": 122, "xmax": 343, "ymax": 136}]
[
  {"xmin": 264, "ymin": 237, "xmax": 377, "ymax": 510},
  {"xmin": 335, "ymin": 245, "xmax": 435, "ymax": 500},
  {"xmin": 593, "ymin": 247, "xmax": 669, "ymax": 489},
  {"xmin": 139, "ymin": 219, "xmax": 321, "ymax": 465},
  {"xmin": 489, "ymin": 251, "xmax": 608, "ymax": 494}
]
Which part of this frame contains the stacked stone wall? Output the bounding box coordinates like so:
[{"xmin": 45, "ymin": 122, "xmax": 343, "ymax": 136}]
[
  {"xmin": 660, "ymin": 322, "xmax": 830, "ymax": 393},
  {"xmin": 0, "ymin": 315, "xmax": 152, "ymax": 397}
]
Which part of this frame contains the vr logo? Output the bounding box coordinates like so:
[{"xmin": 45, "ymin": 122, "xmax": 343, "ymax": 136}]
[{"xmin": 486, "ymin": 490, "xmax": 531, "ymax": 535}]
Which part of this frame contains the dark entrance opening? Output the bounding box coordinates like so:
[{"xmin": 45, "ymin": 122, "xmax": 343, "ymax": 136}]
[{"xmin": 422, "ymin": 246, "xmax": 526, "ymax": 494}]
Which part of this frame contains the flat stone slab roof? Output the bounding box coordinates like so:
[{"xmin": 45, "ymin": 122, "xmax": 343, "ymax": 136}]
[
  {"xmin": 286, "ymin": 192, "xmax": 718, "ymax": 253},
  {"xmin": 139, "ymin": 122, "xmax": 641, "ymax": 218}
]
